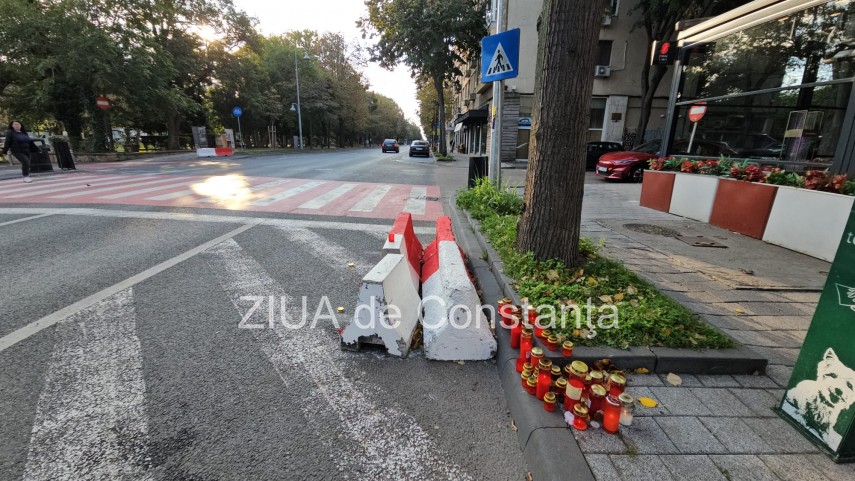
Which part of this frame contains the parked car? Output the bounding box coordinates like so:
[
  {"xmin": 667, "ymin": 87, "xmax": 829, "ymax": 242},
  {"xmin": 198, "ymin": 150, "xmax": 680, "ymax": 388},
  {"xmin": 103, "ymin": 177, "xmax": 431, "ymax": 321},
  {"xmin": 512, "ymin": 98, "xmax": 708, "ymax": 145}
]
[
  {"xmin": 381, "ymin": 139, "xmax": 399, "ymax": 153},
  {"xmin": 595, "ymin": 139, "xmax": 738, "ymax": 182},
  {"xmin": 586, "ymin": 141, "xmax": 624, "ymax": 170},
  {"xmin": 409, "ymin": 140, "xmax": 430, "ymax": 157}
]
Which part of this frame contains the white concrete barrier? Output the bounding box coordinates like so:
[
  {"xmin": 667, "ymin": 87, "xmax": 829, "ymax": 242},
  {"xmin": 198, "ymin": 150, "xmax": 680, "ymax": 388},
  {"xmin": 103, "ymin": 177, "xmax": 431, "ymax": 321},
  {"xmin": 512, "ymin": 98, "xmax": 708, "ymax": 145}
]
[
  {"xmin": 382, "ymin": 212, "xmax": 423, "ymax": 291},
  {"xmin": 341, "ymin": 254, "xmax": 421, "ymax": 357},
  {"xmin": 421, "ymin": 217, "xmax": 496, "ymax": 361},
  {"xmin": 196, "ymin": 148, "xmax": 235, "ymax": 157},
  {"xmin": 669, "ymin": 174, "xmax": 718, "ymax": 222}
]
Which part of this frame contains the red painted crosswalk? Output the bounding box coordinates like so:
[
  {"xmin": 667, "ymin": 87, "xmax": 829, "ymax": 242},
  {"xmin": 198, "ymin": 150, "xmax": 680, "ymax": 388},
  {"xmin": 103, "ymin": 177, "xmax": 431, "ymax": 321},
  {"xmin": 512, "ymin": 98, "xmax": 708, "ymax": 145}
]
[{"xmin": 0, "ymin": 173, "xmax": 443, "ymax": 220}]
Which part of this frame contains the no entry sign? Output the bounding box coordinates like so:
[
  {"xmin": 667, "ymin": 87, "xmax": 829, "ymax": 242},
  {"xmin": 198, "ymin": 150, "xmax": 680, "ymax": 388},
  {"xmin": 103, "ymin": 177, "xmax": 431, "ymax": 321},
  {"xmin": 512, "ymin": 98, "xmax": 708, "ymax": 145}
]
[
  {"xmin": 688, "ymin": 102, "xmax": 707, "ymax": 123},
  {"xmin": 96, "ymin": 96, "xmax": 110, "ymax": 110}
]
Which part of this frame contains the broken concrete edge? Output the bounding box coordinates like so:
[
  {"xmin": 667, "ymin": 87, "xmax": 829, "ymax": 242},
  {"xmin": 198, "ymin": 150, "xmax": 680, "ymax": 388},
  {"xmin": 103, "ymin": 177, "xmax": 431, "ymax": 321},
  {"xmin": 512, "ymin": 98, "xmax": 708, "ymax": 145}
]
[
  {"xmin": 458, "ymin": 206, "xmax": 769, "ymax": 375},
  {"xmin": 450, "ymin": 197, "xmax": 596, "ymax": 481}
]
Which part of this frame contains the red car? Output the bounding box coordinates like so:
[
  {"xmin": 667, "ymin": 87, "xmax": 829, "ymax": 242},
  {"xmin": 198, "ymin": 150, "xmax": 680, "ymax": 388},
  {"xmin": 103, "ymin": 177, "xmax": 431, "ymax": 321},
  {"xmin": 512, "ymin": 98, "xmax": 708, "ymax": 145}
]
[{"xmin": 596, "ymin": 139, "xmax": 738, "ymax": 182}]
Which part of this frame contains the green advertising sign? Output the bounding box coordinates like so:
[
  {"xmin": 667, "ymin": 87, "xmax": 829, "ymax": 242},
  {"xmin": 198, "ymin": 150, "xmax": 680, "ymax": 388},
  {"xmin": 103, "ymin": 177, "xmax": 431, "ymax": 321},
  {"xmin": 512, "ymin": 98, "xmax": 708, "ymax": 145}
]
[{"xmin": 780, "ymin": 203, "xmax": 855, "ymax": 462}]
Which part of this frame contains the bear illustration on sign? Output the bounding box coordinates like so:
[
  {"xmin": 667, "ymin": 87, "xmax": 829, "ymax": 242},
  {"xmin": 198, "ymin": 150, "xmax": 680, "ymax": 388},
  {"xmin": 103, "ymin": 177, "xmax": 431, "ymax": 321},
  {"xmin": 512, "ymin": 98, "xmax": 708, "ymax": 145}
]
[{"xmin": 782, "ymin": 347, "xmax": 855, "ymax": 450}]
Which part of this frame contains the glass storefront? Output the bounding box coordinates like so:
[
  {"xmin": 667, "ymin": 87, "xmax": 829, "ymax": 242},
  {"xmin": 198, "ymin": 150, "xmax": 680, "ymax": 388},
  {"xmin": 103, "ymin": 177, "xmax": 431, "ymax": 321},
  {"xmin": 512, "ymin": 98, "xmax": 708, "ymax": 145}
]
[{"xmin": 670, "ymin": 0, "xmax": 855, "ymax": 169}]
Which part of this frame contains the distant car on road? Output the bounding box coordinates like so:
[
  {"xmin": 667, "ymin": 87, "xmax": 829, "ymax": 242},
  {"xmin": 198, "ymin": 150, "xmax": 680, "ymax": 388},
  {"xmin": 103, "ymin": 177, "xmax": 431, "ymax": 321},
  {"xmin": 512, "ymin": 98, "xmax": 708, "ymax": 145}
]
[
  {"xmin": 586, "ymin": 141, "xmax": 624, "ymax": 170},
  {"xmin": 381, "ymin": 139, "xmax": 399, "ymax": 153},
  {"xmin": 409, "ymin": 140, "xmax": 430, "ymax": 157}
]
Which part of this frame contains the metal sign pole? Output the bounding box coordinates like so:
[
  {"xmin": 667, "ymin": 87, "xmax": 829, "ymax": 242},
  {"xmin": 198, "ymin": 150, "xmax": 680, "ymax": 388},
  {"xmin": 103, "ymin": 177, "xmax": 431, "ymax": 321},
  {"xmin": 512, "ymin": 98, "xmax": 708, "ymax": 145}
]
[
  {"xmin": 687, "ymin": 121, "xmax": 698, "ymax": 154},
  {"xmin": 237, "ymin": 117, "xmax": 243, "ymax": 150},
  {"xmin": 488, "ymin": 0, "xmax": 505, "ymax": 185}
]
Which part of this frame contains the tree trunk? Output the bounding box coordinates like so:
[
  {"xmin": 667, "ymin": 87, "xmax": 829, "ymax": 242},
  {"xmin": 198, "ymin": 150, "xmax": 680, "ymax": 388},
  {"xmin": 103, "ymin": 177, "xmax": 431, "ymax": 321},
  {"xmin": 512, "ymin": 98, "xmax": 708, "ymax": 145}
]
[
  {"xmin": 166, "ymin": 112, "xmax": 180, "ymax": 150},
  {"xmin": 516, "ymin": 0, "xmax": 602, "ymax": 267},
  {"xmin": 434, "ymin": 77, "xmax": 447, "ymax": 156},
  {"xmin": 636, "ymin": 62, "xmax": 668, "ymax": 144}
]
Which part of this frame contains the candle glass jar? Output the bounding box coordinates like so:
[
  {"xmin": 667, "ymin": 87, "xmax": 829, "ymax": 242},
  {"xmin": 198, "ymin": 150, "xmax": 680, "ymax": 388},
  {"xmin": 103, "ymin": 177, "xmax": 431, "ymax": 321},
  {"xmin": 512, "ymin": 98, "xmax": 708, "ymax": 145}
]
[
  {"xmin": 609, "ymin": 373, "xmax": 627, "ymax": 396},
  {"xmin": 526, "ymin": 376, "xmax": 538, "ymax": 396},
  {"xmin": 568, "ymin": 360, "xmax": 589, "ymax": 384},
  {"xmin": 602, "ymin": 395, "xmax": 621, "ymax": 434},
  {"xmin": 550, "ymin": 365, "xmax": 562, "ymax": 384},
  {"xmin": 588, "ymin": 384, "xmax": 607, "ymax": 419},
  {"xmin": 564, "ymin": 378, "xmax": 584, "ymax": 411},
  {"xmin": 546, "ymin": 335, "xmax": 560, "ymax": 351},
  {"xmin": 619, "ymin": 393, "xmax": 635, "ymax": 426},
  {"xmin": 510, "ymin": 321, "xmax": 522, "ymax": 349},
  {"xmin": 498, "ymin": 298, "xmax": 513, "ymax": 328},
  {"xmin": 590, "ymin": 370, "xmax": 606, "ymax": 388},
  {"xmin": 572, "ymin": 404, "xmax": 590, "ymax": 430},
  {"xmin": 530, "ymin": 347, "xmax": 544, "ymax": 373},
  {"xmin": 521, "ymin": 369, "xmax": 532, "ymax": 389},
  {"xmin": 543, "ymin": 392, "xmax": 556, "ymax": 412},
  {"xmin": 516, "ymin": 329, "xmax": 533, "ymax": 373},
  {"xmin": 554, "ymin": 378, "xmax": 567, "ymax": 404},
  {"xmin": 536, "ymin": 359, "xmax": 553, "ymax": 400},
  {"xmin": 523, "ymin": 362, "xmax": 533, "ymax": 374},
  {"xmin": 561, "ymin": 341, "xmax": 574, "ymax": 357}
]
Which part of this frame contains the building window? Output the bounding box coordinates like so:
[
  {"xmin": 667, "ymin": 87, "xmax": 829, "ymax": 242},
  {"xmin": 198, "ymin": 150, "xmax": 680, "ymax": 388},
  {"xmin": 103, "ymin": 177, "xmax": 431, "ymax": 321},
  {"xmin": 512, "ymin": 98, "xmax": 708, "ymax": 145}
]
[
  {"xmin": 588, "ymin": 97, "xmax": 607, "ymax": 142},
  {"xmin": 607, "ymin": 0, "xmax": 619, "ymax": 16},
  {"xmin": 673, "ymin": 0, "xmax": 855, "ymax": 167},
  {"xmin": 597, "ymin": 41, "xmax": 612, "ymax": 67}
]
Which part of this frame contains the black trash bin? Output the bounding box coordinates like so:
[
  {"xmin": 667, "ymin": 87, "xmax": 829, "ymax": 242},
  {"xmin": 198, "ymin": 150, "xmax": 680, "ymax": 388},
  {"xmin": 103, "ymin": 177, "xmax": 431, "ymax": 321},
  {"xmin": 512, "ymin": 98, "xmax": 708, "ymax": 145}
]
[
  {"xmin": 53, "ymin": 139, "xmax": 77, "ymax": 170},
  {"xmin": 468, "ymin": 156, "xmax": 488, "ymax": 188},
  {"xmin": 29, "ymin": 139, "xmax": 54, "ymax": 173}
]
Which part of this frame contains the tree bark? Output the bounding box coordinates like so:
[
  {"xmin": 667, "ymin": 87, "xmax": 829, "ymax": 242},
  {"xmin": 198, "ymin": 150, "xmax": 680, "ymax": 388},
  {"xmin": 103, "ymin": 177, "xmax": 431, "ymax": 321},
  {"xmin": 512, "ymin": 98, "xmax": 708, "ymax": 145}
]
[
  {"xmin": 516, "ymin": 0, "xmax": 603, "ymax": 268},
  {"xmin": 636, "ymin": 63, "xmax": 668, "ymax": 143},
  {"xmin": 434, "ymin": 77, "xmax": 447, "ymax": 155}
]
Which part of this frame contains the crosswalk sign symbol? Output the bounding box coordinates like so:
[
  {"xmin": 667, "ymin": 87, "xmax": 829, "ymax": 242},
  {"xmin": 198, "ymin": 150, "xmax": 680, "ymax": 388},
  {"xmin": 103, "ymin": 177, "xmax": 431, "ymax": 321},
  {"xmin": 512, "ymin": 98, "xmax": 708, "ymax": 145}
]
[
  {"xmin": 486, "ymin": 43, "xmax": 514, "ymax": 76},
  {"xmin": 481, "ymin": 28, "xmax": 520, "ymax": 83}
]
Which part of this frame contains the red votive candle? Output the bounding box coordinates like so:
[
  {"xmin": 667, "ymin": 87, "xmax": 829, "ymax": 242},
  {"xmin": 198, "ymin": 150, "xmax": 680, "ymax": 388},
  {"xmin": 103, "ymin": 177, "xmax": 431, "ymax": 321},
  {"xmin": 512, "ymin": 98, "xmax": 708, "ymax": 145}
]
[
  {"xmin": 544, "ymin": 392, "xmax": 556, "ymax": 412},
  {"xmin": 564, "ymin": 378, "xmax": 584, "ymax": 411},
  {"xmin": 546, "ymin": 335, "xmax": 560, "ymax": 351},
  {"xmin": 510, "ymin": 321, "xmax": 522, "ymax": 349},
  {"xmin": 521, "ymin": 369, "xmax": 532, "ymax": 389},
  {"xmin": 516, "ymin": 329, "xmax": 533, "ymax": 373},
  {"xmin": 609, "ymin": 373, "xmax": 627, "ymax": 396},
  {"xmin": 536, "ymin": 359, "xmax": 553, "ymax": 400},
  {"xmin": 588, "ymin": 384, "xmax": 607, "ymax": 420},
  {"xmin": 525, "ymin": 376, "xmax": 538, "ymax": 396},
  {"xmin": 561, "ymin": 341, "xmax": 574, "ymax": 357},
  {"xmin": 603, "ymin": 395, "xmax": 621, "ymax": 434},
  {"xmin": 529, "ymin": 347, "xmax": 544, "ymax": 373},
  {"xmin": 572, "ymin": 404, "xmax": 590, "ymax": 430}
]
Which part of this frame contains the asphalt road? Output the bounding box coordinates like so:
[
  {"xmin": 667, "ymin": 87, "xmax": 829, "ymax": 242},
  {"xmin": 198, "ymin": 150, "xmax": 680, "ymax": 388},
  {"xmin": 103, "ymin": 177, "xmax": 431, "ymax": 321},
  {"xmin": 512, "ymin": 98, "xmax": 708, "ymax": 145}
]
[{"xmin": 0, "ymin": 148, "xmax": 527, "ymax": 481}]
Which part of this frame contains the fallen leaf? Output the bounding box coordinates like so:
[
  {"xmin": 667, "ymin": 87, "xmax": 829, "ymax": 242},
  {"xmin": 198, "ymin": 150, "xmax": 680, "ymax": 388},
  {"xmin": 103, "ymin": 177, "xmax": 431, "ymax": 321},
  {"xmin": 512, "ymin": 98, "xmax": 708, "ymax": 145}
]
[
  {"xmin": 630, "ymin": 299, "xmax": 640, "ymax": 308},
  {"xmin": 735, "ymin": 308, "xmax": 746, "ymax": 314},
  {"xmin": 666, "ymin": 373, "xmax": 683, "ymax": 386},
  {"xmin": 599, "ymin": 295, "xmax": 613, "ymax": 303},
  {"xmin": 635, "ymin": 367, "xmax": 650, "ymax": 374},
  {"xmin": 614, "ymin": 293, "xmax": 625, "ymax": 301},
  {"xmin": 638, "ymin": 397, "xmax": 659, "ymax": 408},
  {"xmin": 662, "ymin": 328, "xmax": 672, "ymax": 336},
  {"xmin": 554, "ymin": 281, "xmax": 560, "ymax": 286},
  {"xmin": 511, "ymin": 420, "xmax": 518, "ymax": 432},
  {"xmin": 626, "ymin": 286, "xmax": 637, "ymax": 295},
  {"xmin": 347, "ymin": 262, "xmax": 355, "ymax": 268},
  {"xmin": 526, "ymin": 472, "xmax": 533, "ymax": 481},
  {"xmin": 456, "ymin": 360, "xmax": 465, "ymax": 365},
  {"xmin": 337, "ymin": 307, "xmax": 345, "ymax": 313},
  {"xmin": 547, "ymin": 269, "xmax": 559, "ymax": 280},
  {"xmin": 572, "ymin": 329, "xmax": 581, "ymax": 338},
  {"xmin": 586, "ymin": 277, "xmax": 599, "ymax": 287}
]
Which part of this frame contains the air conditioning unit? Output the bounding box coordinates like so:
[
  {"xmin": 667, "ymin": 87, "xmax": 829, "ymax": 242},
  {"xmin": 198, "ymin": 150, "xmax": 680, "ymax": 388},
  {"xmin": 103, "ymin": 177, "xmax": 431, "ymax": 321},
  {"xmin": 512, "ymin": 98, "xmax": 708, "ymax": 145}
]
[
  {"xmin": 594, "ymin": 65, "xmax": 611, "ymax": 78},
  {"xmin": 602, "ymin": 15, "xmax": 612, "ymax": 26},
  {"xmin": 469, "ymin": 93, "xmax": 477, "ymax": 101}
]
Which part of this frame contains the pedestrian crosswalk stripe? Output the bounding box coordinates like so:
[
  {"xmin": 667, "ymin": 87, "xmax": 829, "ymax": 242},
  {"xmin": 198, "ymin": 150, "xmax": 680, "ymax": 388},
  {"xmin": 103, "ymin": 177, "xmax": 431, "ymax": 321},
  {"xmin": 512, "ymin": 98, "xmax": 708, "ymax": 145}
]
[
  {"xmin": 198, "ymin": 179, "xmax": 293, "ymax": 204},
  {"xmin": 298, "ymin": 184, "xmax": 356, "ymax": 209},
  {"xmin": 98, "ymin": 179, "xmax": 198, "ymax": 199},
  {"xmin": 1, "ymin": 175, "xmax": 142, "ymax": 198},
  {"xmin": 402, "ymin": 186, "xmax": 427, "ymax": 215},
  {"xmin": 251, "ymin": 180, "xmax": 326, "ymax": 207},
  {"xmin": 0, "ymin": 175, "xmax": 120, "ymax": 196},
  {"xmin": 349, "ymin": 185, "xmax": 391, "ymax": 212},
  {"xmin": 49, "ymin": 176, "xmax": 190, "ymax": 199},
  {"xmin": 146, "ymin": 188, "xmax": 198, "ymax": 201}
]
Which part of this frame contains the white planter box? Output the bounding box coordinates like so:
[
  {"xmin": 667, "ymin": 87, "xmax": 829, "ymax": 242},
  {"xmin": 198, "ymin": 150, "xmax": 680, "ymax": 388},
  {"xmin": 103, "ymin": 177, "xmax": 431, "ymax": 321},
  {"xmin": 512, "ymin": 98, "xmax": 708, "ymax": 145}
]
[
  {"xmin": 668, "ymin": 173, "xmax": 719, "ymax": 222},
  {"xmin": 763, "ymin": 186, "xmax": 855, "ymax": 262}
]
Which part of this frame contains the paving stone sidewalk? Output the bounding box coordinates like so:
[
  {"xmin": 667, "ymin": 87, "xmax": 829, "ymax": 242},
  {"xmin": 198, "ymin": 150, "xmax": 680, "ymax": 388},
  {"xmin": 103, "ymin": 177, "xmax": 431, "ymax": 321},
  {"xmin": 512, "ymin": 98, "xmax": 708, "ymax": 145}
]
[{"xmin": 501, "ymin": 169, "xmax": 855, "ymax": 480}]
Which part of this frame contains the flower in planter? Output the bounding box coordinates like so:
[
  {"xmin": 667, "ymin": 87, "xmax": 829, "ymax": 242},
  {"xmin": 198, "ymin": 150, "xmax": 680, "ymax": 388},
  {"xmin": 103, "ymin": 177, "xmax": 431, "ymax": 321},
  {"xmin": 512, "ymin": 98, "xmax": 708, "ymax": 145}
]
[
  {"xmin": 648, "ymin": 158, "xmax": 666, "ymax": 171},
  {"xmin": 680, "ymin": 160, "xmax": 698, "ymax": 173}
]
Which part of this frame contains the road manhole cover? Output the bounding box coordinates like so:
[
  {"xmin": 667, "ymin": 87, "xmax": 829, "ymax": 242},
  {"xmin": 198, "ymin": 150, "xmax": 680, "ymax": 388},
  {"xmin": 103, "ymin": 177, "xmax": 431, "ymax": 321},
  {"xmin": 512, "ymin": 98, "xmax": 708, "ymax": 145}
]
[
  {"xmin": 623, "ymin": 223, "xmax": 681, "ymax": 237},
  {"xmin": 675, "ymin": 236, "xmax": 728, "ymax": 248}
]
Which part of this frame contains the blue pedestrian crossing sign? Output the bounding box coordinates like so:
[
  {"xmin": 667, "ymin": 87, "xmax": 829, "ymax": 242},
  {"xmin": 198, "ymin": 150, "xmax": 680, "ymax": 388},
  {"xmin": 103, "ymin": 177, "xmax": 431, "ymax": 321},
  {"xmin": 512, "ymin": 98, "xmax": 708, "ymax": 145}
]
[
  {"xmin": 481, "ymin": 29, "xmax": 520, "ymax": 83},
  {"xmin": 232, "ymin": 106, "xmax": 243, "ymax": 117}
]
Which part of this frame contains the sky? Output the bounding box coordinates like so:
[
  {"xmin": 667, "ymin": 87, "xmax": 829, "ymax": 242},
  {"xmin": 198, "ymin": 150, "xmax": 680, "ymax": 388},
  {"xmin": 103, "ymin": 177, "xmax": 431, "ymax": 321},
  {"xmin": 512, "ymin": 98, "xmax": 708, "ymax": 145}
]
[{"xmin": 231, "ymin": 0, "xmax": 420, "ymax": 125}]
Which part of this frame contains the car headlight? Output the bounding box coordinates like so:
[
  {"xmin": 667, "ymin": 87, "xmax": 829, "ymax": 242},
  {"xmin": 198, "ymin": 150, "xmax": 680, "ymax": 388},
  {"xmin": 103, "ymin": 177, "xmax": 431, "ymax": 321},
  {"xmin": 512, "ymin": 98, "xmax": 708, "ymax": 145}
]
[{"xmin": 612, "ymin": 160, "xmax": 635, "ymax": 165}]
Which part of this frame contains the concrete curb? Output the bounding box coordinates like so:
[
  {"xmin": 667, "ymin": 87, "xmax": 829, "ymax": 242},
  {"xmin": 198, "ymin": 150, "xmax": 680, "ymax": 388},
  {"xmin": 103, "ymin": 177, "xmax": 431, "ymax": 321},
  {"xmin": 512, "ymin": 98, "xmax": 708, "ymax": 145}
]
[
  {"xmin": 459, "ymin": 209, "xmax": 768, "ymax": 375},
  {"xmin": 448, "ymin": 197, "xmax": 595, "ymax": 481}
]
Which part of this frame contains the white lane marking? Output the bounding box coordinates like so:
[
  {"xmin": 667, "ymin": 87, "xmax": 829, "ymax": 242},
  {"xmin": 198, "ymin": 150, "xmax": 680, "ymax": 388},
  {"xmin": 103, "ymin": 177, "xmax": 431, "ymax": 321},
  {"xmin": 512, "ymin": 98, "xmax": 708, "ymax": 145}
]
[
  {"xmin": 251, "ymin": 180, "xmax": 326, "ymax": 206},
  {"xmin": 197, "ymin": 179, "xmax": 293, "ymax": 204},
  {"xmin": 0, "ymin": 223, "xmax": 256, "ymax": 353},
  {"xmin": 98, "ymin": 179, "xmax": 198, "ymax": 199},
  {"xmin": 298, "ymin": 184, "xmax": 355, "ymax": 209},
  {"xmin": 49, "ymin": 176, "xmax": 190, "ymax": 199},
  {"xmin": 0, "ymin": 207, "xmax": 435, "ymax": 234},
  {"xmin": 349, "ymin": 185, "xmax": 391, "ymax": 212},
  {"xmin": 204, "ymin": 240, "xmax": 472, "ymax": 480},
  {"xmin": 1, "ymin": 176, "xmax": 138, "ymax": 198},
  {"xmin": 0, "ymin": 213, "xmax": 54, "ymax": 228},
  {"xmin": 22, "ymin": 289, "xmax": 152, "ymax": 481},
  {"xmin": 0, "ymin": 175, "xmax": 120, "ymax": 195},
  {"xmin": 275, "ymin": 227, "xmax": 371, "ymax": 270},
  {"xmin": 402, "ymin": 186, "xmax": 427, "ymax": 215}
]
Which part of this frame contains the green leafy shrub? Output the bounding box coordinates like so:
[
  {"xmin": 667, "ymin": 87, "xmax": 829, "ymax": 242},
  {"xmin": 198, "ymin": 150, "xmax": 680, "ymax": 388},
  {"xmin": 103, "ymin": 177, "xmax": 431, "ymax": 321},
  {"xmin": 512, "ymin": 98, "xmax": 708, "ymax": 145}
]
[{"xmin": 456, "ymin": 178, "xmax": 522, "ymax": 220}]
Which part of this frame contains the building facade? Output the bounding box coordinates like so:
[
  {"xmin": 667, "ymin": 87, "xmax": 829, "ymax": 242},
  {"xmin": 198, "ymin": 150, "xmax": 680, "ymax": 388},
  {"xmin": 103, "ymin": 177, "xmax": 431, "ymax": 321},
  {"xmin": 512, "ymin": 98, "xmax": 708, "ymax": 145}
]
[
  {"xmin": 451, "ymin": 0, "xmax": 673, "ymax": 161},
  {"xmin": 662, "ymin": 0, "xmax": 855, "ymax": 176}
]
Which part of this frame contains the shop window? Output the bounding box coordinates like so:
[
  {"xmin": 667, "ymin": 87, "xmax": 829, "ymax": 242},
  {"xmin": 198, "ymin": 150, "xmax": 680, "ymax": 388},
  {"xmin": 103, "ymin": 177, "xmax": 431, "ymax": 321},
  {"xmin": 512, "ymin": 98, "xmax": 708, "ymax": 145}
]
[{"xmin": 589, "ymin": 97, "xmax": 607, "ymax": 132}]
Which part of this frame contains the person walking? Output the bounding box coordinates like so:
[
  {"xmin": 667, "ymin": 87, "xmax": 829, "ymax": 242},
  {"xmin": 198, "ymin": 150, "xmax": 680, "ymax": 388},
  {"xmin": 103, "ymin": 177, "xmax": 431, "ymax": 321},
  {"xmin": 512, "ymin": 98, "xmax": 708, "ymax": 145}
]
[{"xmin": 2, "ymin": 120, "xmax": 39, "ymax": 183}]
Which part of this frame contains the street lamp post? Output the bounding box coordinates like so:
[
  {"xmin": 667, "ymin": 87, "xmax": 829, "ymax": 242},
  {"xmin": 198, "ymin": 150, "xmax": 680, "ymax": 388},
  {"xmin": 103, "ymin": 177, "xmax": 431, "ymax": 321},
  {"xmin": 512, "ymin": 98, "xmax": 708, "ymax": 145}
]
[{"xmin": 294, "ymin": 48, "xmax": 309, "ymax": 150}]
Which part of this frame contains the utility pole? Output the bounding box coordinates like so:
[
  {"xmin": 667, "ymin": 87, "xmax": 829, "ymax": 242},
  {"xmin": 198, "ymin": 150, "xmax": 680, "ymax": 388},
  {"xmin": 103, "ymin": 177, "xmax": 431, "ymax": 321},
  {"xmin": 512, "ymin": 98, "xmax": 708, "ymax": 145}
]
[
  {"xmin": 294, "ymin": 48, "xmax": 305, "ymax": 149},
  {"xmin": 488, "ymin": 0, "xmax": 505, "ymax": 184}
]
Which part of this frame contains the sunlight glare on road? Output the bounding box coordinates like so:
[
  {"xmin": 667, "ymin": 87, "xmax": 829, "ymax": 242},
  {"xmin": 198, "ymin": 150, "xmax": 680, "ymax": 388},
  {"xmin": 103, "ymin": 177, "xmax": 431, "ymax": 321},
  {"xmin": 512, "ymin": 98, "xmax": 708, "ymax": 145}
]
[{"xmin": 190, "ymin": 175, "xmax": 252, "ymax": 209}]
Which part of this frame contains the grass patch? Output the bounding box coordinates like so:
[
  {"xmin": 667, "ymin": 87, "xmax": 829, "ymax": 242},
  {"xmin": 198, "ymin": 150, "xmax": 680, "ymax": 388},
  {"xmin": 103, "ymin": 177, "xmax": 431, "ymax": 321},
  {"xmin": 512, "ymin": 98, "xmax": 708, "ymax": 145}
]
[
  {"xmin": 457, "ymin": 179, "xmax": 733, "ymax": 350},
  {"xmin": 434, "ymin": 154, "xmax": 454, "ymax": 161}
]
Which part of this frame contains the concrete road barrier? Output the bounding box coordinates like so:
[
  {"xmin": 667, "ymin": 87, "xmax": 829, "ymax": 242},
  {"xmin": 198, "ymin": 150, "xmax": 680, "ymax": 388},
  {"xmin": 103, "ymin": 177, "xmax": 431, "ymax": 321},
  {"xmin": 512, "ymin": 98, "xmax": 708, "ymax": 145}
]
[
  {"xmin": 196, "ymin": 148, "xmax": 234, "ymax": 157},
  {"xmin": 341, "ymin": 254, "xmax": 421, "ymax": 357},
  {"xmin": 382, "ymin": 212, "xmax": 423, "ymax": 290},
  {"xmin": 421, "ymin": 216, "xmax": 496, "ymax": 360}
]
